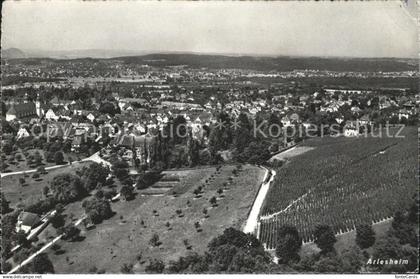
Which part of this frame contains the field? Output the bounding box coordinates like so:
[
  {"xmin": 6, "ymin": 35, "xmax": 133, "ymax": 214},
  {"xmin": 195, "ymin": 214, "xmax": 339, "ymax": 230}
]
[
  {"xmin": 39, "ymin": 164, "xmax": 265, "ymax": 273},
  {"xmin": 259, "ymin": 127, "xmax": 417, "ymax": 249}
]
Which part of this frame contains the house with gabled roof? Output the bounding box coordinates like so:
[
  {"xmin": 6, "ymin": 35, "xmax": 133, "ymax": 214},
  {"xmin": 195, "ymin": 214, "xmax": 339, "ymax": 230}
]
[
  {"xmin": 16, "ymin": 212, "xmax": 41, "ymax": 234},
  {"xmin": 6, "ymin": 103, "xmax": 37, "ymax": 121}
]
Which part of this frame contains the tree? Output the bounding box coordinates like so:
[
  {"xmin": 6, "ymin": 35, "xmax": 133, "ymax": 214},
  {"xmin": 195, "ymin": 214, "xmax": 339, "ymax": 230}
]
[
  {"xmin": 2, "ymin": 142, "xmax": 13, "ymax": 155},
  {"xmin": 120, "ymin": 263, "xmax": 134, "ymax": 274},
  {"xmin": 194, "ymin": 222, "xmax": 202, "ymax": 232},
  {"xmin": 43, "ymin": 186, "xmax": 50, "ymax": 197},
  {"xmin": 372, "ymin": 235, "xmax": 418, "ymax": 273},
  {"xmin": 34, "ymin": 151, "xmax": 43, "ymax": 166},
  {"xmin": 112, "ymin": 160, "xmax": 129, "ymax": 181},
  {"xmin": 49, "ymin": 213, "xmax": 65, "ymax": 229},
  {"xmin": 136, "ymin": 171, "xmax": 161, "ymax": 190},
  {"xmin": 313, "ymin": 255, "xmax": 343, "ymax": 273},
  {"xmin": 233, "ymin": 113, "xmax": 252, "ymax": 153},
  {"xmin": 1, "ymin": 193, "xmax": 11, "ymax": 214},
  {"xmin": 19, "ymin": 177, "xmax": 26, "ymax": 186},
  {"xmin": 37, "ymin": 166, "xmax": 46, "ymax": 174},
  {"xmin": 59, "ymin": 224, "xmax": 80, "ymax": 241},
  {"xmin": 355, "ymin": 224, "xmax": 376, "ymax": 249},
  {"xmin": 15, "ymin": 153, "xmax": 22, "ymax": 161},
  {"xmin": 55, "ymin": 203, "xmax": 64, "ymax": 214},
  {"xmin": 51, "ymin": 243, "xmax": 62, "ymax": 254},
  {"xmin": 16, "ymin": 230, "xmax": 28, "ymax": 246},
  {"xmin": 275, "ymin": 226, "xmax": 302, "ymax": 264},
  {"xmin": 82, "ymin": 197, "xmax": 113, "ymax": 224},
  {"xmin": 389, "ymin": 211, "xmax": 417, "ymax": 247},
  {"xmin": 54, "ymin": 151, "xmax": 64, "ymax": 165},
  {"xmin": 149, "ymin": 233, "xmax": 161, "ymax": 247},
  {"xmin": 145, "ymin": 259, "xmax": 165, "ymax": 273},
  {"xmin": 340, "ymin": 245, "xmax": 366, "ymax": 273},
  {"xmin": 77, "ymin": 162, "xmax": 110, "ymax": 192},
  {"xmin": 313, "ymin": 225, "xmax": 336, "ymax": 254},
  {"xmin": 27, "ymin": 253, "xmax": 55, "ymax": 274},
  {"xmin": 50, "ymin": 173, "xmax": 86, "ymax": 203},
  {"xmin": 2, "ymin": 260, "xmax": 12, "ymax": 273},
  {"xmin": 95, "ymin": 190, "xmax": 104, "ymax": 199},
  {"xmin": 209, "ymin": 196, "xmax": 217, "ymax": 207},
  {"xmin": 120, "ymin": 185, "xmax": 134, "ymax": 201},
  {"xmin": 99, "ymin": 102, "xmax": 119, "ymax": 116},
  {"xmin": 407, "ymin": 194, "xmax": 419, "ymax": 224},
  {"xmin": 193, "ymin": 188, "xmax": 201, "ymax": 197}
]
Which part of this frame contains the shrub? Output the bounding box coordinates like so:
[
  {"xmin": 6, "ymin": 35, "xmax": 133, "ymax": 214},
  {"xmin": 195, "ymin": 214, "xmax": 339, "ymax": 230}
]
[
  {"xmin": 149, "ymin": 233, "xmax": 161, "ymax": 247},
  {"xmin": 145, "ymin": 259, "xmax": 165, "ymax": 273},
  {"xmin": 355, "ymin": 224, "xmax": 376, "ymax": 249}
]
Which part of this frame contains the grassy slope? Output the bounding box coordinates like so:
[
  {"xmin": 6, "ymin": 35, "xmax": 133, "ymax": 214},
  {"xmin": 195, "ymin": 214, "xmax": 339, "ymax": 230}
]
[
  {"xmin": 44, "ymin": 164, "xmax": 265, "ymax": 273},
  {"xmin": 300, "ymin": 219, "xmax": 392, "ymax": 257},
  {"xmin": 2, "ymin": 161, "xmax": 92, "ymax": 208}
]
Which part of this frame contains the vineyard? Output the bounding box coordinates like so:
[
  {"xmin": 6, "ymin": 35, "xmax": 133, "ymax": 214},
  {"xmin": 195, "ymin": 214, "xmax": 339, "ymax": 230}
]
[{"xmin": 259, "ymin": 127, "xmax": 417, "ymax": 249}]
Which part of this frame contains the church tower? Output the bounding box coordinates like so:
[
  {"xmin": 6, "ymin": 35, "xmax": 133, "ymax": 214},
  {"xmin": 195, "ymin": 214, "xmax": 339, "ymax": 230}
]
[{"xmin": 35, "ymin": 93, "xmax": 43, "ymax": 118}]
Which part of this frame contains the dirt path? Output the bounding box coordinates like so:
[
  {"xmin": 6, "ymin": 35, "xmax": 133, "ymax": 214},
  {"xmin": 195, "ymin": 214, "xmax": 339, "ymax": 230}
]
[
  {"xmin": 243, "ymin": 167, "xmax": 276, "ymax": 234},
  {"xmin": 8, "ymin": 215, "xmax": 87, "ymax": 274},
  {"xmin": 1, "ymin": 151, "xmax": 109, "ymax": 178}
]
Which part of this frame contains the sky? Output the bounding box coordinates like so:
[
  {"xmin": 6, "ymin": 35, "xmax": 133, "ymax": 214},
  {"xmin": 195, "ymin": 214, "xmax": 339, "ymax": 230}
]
[{"xmin": 1, "ymin": 1, "xmax": 418, "ymax": 58}]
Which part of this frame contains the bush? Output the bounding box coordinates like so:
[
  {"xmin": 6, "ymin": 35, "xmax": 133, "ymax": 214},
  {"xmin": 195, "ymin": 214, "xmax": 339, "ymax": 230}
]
[
  {"xmin": 136, "ymin": 171, "xmax": 162, "ymax": 190},
  {"xmin": 120, "ymin": 263, "xmax": 133, "ymax": 274},
  {"xmin": 59, "ymin": 224, "xmax": 80, "ymax": 241},
  {"xmin": 355, "ymin": 224, "xmax": 376, "ymax": 249},
  {"xmin": 54, "ymin": 151, "xmax": 65, "ymax": 165},
  {"xmin": 50, "ymin": 174, "xmax": 86, "ymax": 204},
  {"xmin": 149, "ymin": 233, "xmax": 161, "ymax": 247},
  {"xmin": 25, "ymin": 197, "xmax": 58, "ymax": 215},
  {"xmin": 314, "ymin": 225, "xmax": 336, "ymax": 254},
  {"xmin": 82, "ymin": 197, "xmax": 113, "ymax": 224},
  {"xmin": 145, "ymin": 259, "xmax": 165, "ymax": 273},
  {"xmin": 275, "ymin": 226, "xmax": 302, "ymax": 264},
  {"xmin": 209, "ymin": 196, "xmax": 217, "ymax": 207}
]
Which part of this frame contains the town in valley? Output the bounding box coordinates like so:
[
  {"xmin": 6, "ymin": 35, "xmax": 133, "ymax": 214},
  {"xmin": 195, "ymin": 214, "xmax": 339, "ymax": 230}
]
[{"xmin": 1, "ymin": 1, "xmax": 418, "ymax": 275}]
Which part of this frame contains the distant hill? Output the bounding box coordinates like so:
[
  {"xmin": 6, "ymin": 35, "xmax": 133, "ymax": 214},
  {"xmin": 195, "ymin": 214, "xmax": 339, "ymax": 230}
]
[
  {"xmin": 2, "ymin": 48, "xmax": 26, "ymax": 59},
  {"xmin": 23, "ymin": 49, "xmax": 148, "ymax": 59},
  {"xmin": 3, "ymin": 51, "xmax": 417, "ymax": 72},
  {"xmin": 114, "ymin": 53, "xmax": 418, "ymax": 72}
]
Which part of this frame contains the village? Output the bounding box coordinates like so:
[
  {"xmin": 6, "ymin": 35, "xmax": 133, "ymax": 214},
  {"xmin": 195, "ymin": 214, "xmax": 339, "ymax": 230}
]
[{"xmin": 1, "ymin": 55, "xmax": 419, "ymax": 274}]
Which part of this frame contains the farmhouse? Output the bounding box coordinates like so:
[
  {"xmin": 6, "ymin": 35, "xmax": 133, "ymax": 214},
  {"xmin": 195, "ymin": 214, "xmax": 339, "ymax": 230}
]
[
  {"xmin": 16, "ymin": 127, "xmax": 30, "ymax": 139},
  {"xmin": 45, "ymin": 108, "xmax": 60, "ymax": 121},
  {"xmin": 16, "ymin": 211, "xmax": 41, "ymax": 234},
  {"xmin": 343, "ymin": 121, "xmax": 360, "ymax": 137}
]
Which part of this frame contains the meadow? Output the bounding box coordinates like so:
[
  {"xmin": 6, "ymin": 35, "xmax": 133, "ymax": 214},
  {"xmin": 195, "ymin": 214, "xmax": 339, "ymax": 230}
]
[{"xmin": 39, "ymin": 164, "xmax": 265, "ymax": 273}]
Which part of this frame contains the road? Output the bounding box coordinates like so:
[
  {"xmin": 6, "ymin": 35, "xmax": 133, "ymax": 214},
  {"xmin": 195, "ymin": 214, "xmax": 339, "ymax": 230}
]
[
  {"xmin": 1, "ymin": 164, "xmax": 68, "ymax": 178},
  {"xmin": 243, "ymin": 166, "xmax": 276, "ymax": 235},
  {"xmin": 8, "ymin": 215, "xmax": 87, "ymax": 274},
  {"xmin": 7, "ymin": 160, "xmax": 116, "ymax": 275},
  {"xmin": 1, "ymin": 151, "xmax": 110, "ymax": 178},
  {"xmin": 10, "ymin": 210, "xmax": 57, "ymax": 254}
]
